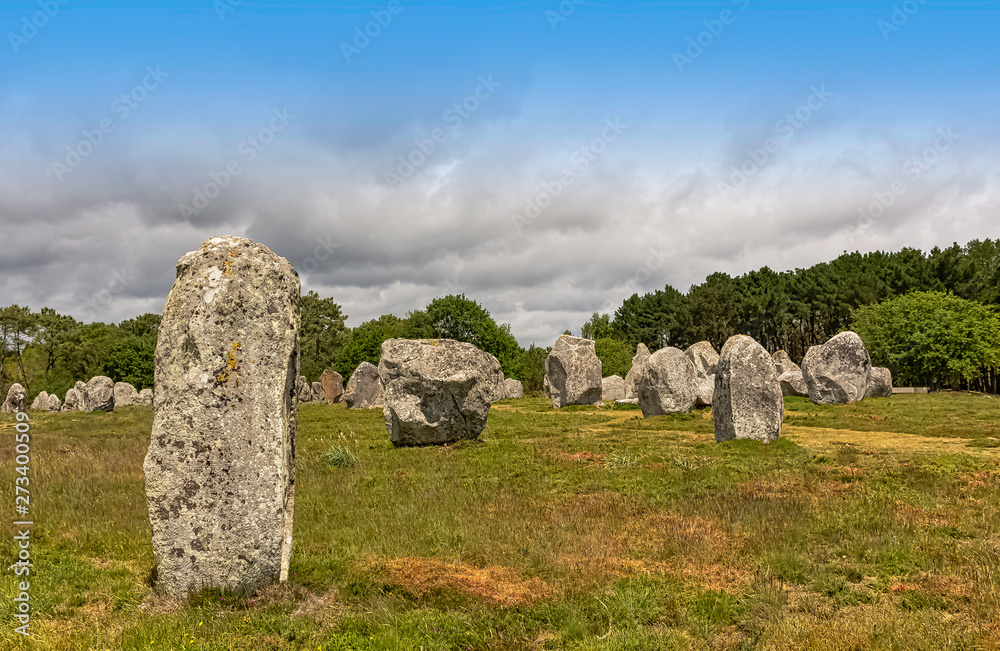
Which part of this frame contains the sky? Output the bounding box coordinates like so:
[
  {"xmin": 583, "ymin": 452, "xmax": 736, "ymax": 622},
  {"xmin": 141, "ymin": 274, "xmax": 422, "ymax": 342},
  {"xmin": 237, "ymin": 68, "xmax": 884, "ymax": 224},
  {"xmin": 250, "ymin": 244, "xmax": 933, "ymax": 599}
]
[{"xmin": 0, "ymin": 0, "xmax": 997, "ymax": 346}]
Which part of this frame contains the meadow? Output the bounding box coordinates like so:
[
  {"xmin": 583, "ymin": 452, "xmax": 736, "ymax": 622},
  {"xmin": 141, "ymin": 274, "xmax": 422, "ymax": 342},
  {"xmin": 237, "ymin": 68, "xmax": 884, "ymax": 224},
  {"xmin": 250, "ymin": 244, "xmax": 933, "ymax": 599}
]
[{"xmin": 2, "ymin": 393, "xmax": 1000, "ymax": 650}]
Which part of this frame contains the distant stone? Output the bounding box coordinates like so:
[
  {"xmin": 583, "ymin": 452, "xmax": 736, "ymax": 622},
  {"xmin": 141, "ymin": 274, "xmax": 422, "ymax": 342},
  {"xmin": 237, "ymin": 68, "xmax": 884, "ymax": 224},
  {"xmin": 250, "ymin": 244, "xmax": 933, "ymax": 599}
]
[
  {"xmin": 615, "ymin": 398, "xmax": 639, "ymax": 405},
  {"xmin": 61, "ymin": 388, "xmax": 83, "ymax": 411},
  {"xmin": 1, "ymin": 383, "xmax": 27, "ymax": 414},
  {"xmin": 778, "ymin": 370, "xmax": 809, "ymax": 397},
  {"xmin": 344, "ymin": 361, "xmax": 383, "ymax": 409},
  {"xmin": 296, "ymin": 375, "xmax": 312, "ymax": 402},
  {"xmin": 624, "ymin": 343, "xmax": 651, "ymax": 399},
  {"xmin": 772, "ymin": 350, "xmax": 801, "ymax": 376},
  {"xmin": 543, "ymin": 375, "xmax": 551, "ymax": 397},
  {"xmin": 695, "ymin": 375, "xmax": 715, "ymax": 407},
  {"xmin": 503, "ymin": 378, "xmax": 524, "ymax": 399},
  {"xmin": 602, "ymin": 375, "xmax": 625, "ymax": 402},
  {"xmin": 379, "ymin": 338, "xmax": 502, "ymax": 446},
  {"xmin": 545, "ymin": 336, "xmax": 603, "ymax": 408},
  {"xmin": 713, "ymin": 335, "xmax": 783, "ymax": 443},
  {"xmin": 30, "ymin": 391, "xmax": 49, "ymax": 411},
  {"xmin": 638, "ymin": 347, "xmax": 698, "ymax": 416},
  {"xmin": 320, "ymin": 370, "xmax": 344, "ymax": 404},
  {"xmin": 685, "ymin": 341, "xmax": 719, "ymax": 378},
  {"xmin": 311, "ymin": 381, "xmax": 324, "ymax": 402},
  {"xmin": 114, "ymin": 382, "xmax": 139, "ymax": 407},
  {"xmin": 136, "ymin": 388, "xmax": 153, "ymax": 406},
  {"xmin": 46, "ymin": 393, "xmax": 62, "ymax": 412},
  {"xmin": 143, "ymin": 235, "xmax": 299, "ymax": 597},
  {"xmin": 801, "ymin": 331, "xmax": 872, "ymax": 405},
  {"xmin": 865, "ymin": 367, "xmax": 893, "ymax": 398},
  {"xmin": 84, "ymin": 376, "xmax": 115, "ymax": 412}
]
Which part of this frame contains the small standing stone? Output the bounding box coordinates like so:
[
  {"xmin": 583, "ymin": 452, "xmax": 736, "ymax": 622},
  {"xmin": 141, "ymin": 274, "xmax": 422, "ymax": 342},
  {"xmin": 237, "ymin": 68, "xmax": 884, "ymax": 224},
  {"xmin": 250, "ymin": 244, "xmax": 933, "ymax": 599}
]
[
  {"xmin": 638, "ymin": 347, "xmax": 698, "ymax": 416},
  {"xmin": 685, "ymin": 341, "xmax": 719, "ymax": 378},
  {"xmin": 30, "ymin": 391, "xmax": 49, "ymax": 411},
  {"xmin": 311, "ymin": 381, "xmax": 324, "ymax": 402},
  {"xmin": 136, "ymin": 388, "xmax": 154, "ymax": 406},
  {"xmin": 713, "ymin": 335, "xmax": 783, "ymax": 443},
  {"xmin": 344, "ymin": 362, "xmax": 383, "ymax": 409},
  {"xmin": 114, "ymin": 382, "xmax": 139, "ymax": 407},
  {"xmin": 778, "ymin": 371, "xmax": 809, "ymax": 397},
  {"xmin": 624, "ymin": 343, "xmax": 651, "ymax": 399},
  {"xmin": 503, "ymin": 378, "xmax": 524, "ymax": 399},
  {"xmin": 1, "ymin": 384, "xmax": 27, "ymax": 414},
  {"xmin": 320, "ymin": 369, "xmax": 344, "ymax": 404},
  {"xmin": 61, "ymin": 387, "xmax": 83, "ymax": 411},
  {"xmin": 83, "ymin": 376, "xmax": 115, "ymax": 412},
  {"xmin": 602, "ymin": 375, "xmax": 626, "ymax": 402},
  {"xmin": 801, "ymin": 331, "xmax": 872, "ymax": 405},
  {"xmin": 545, "ymin": 335, "xmax": 602, "ymax": 408},
  {"xmin": 296, "ymin": 375, "xmax": 312, "ymax": 402},
  {"xmin": 46, "ymin": 393, "xmax": 62, "ymax": 412},
  {"xmin": 772, "ymin": 350, "xmax": 801, "ymax": 376},
  {"xmin": 865, "ymin": 367, "xmax": 893, "ymax": 398}
]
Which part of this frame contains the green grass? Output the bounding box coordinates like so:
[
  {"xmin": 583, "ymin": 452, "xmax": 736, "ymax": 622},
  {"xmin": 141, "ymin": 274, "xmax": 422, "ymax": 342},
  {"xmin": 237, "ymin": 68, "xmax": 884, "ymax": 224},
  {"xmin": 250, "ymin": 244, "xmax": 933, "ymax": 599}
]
[{"xmin": 2, "ymin": 392, "xmax": 1000, "ymax": 649}]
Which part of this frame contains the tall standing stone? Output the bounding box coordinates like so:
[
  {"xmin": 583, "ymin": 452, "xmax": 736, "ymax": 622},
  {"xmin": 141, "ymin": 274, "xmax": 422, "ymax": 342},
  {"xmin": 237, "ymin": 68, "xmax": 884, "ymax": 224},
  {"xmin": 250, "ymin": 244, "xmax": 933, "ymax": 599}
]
[
  {"xmin": 638, "ymin": 347, "xmax": 699, "ymax": 416},
  {"xmin": 801, "ymin": 331, "xmax": 871, "ymax": 405},
  {"xmin": 713, "ymin": 335, "xmax": 783, "ymax": 443},
  {"xmin": 1, "ymin": 384, "xmax": 27, "ymax": 414},
  {"xmin": 143, "ymin": 236, "xmax": 300, "ymax": 597},
  {"xmin": 320, "ymin": 369, "xmax": 344, "ymax": 404},
  {"xmin": 545, "ymin": 335, "xmax": 603, "ymax": 408},
  {"xmin": 311, "ymin": 381, "xmax": 324, "ymax": 402},
  {"xmin": 624, "ymin": 343, "xmax": 651, "ymax": 399},
  {"xmin": 344, "ymin": 361, "xmax": 383, "ymax": 409}
]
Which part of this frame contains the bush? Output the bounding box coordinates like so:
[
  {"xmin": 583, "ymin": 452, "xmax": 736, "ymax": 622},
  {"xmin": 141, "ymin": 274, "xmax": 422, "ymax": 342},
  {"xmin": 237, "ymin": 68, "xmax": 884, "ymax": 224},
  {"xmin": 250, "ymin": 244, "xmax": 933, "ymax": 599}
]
[{"xmin": 323, "ymin": 444, "xmax": 358, "ymax": 469}]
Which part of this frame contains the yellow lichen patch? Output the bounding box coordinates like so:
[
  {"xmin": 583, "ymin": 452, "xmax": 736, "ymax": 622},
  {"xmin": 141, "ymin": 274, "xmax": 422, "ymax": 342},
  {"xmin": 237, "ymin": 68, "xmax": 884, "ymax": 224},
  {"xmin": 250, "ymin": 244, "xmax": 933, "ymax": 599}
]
[{"xmin": 215, "ymin": 341, "xmax": 242, "ymax": 384}]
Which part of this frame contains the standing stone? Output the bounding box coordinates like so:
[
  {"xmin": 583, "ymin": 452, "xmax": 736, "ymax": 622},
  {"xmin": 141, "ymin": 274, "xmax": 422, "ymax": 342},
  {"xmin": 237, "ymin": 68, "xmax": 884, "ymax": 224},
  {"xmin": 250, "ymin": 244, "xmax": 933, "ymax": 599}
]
[
  {"xmin": 543, "ymin": 374, "xmax": 552, "ymax": 397},
  {"xmin": 344, "ymin": 361, "xmax": 383, "ymax": 409},
  {"xmin": 685, "ymin": 341, "xmax": 719, "ymax": 378},
  {"xmin": 380, "ymin": 338, "xmax": 502, "ymax": 446},
  {"xmin": 801, "ymin": 331, "xmax": 871, "ymax": 405},
  {"xmin": 772, "ymin": 350, "xmax": 801, "ymax": 376},
  {"xmin": 30, "ymin": 391, "xmax": 49, "ymax": 411},
  {"xmin": 503, "ymin": 378, "xmax": 524, "ymax": 399},
  {"xmin": 320, "ymin": 369, "xmax": 344, "ymax": 404},
  {"xmin": 865, "ymin": 367, "xmax": 893, "ymax": 398},
  {"xmin": 114, "ymin": 382, "xmax": 139, "ymax": 407},
  {"xmin": 83, "ymin": 376, "xmax": 115, "ymax": 412},
  {"xmin": 1, "ymin": 384, "xmax": 27, "ymax": 414},
  {"xmin": 137, "ymin": 388, "xmax": 154, "ymax": 406},
  {"xmin": 46, "ymin": 393, "xmax": 62, "ymax": 412},
  {"xmin": 296, "ymin": 375, "xmax": 312, "ymax": 402},
  {"xmin": 602, "ymin": 375, "xmax": 625, "ymax": 402},
  {"xmin": 624, "ymin": 343, "xmax": 651, "ymax": 399},
  {"xmin": 143, "ymin": 235, "xmax": 299, "ymax": 597},
  {"xmin": 311, "ymin": 382, "xmax": 324, "ymax": 402},
  {"xmin": 695, "ymin": 375, "xmax": 715, "ymax": 407},
  {"xmin": 638, "ymin": 347, "xmax": 699, "ymax": 417},
  {"xmin": 545, "ymin": 335, "xmax": 602, "ymax": 408},
  {"xmin": 713, "ymin": 335, "xmax": 783, "ymax": 443},
  {"xmin": 778, "ymin": 370, "xmax": 809, "ymax": 397},
  {"xmin": 61, "ymin": 388, "xmax": 83, "ymax": 411}
]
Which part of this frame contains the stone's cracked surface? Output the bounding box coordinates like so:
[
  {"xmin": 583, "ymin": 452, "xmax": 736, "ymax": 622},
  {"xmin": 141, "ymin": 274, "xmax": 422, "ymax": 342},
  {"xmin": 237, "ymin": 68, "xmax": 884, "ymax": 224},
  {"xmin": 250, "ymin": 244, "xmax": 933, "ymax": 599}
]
[
  {"xmin": 144, "ymin": 235, "xmax": 300, "ymax": 597},
  {"xmin": 802, "ymin": 331, "xmax": 872, "ymax": 405},
  {"xmin": 713, "ymin": 335, "xmax": 783, "ymax": 443},
  {"xmin": 379, "ymin": 338, "xmax": 502, "ymax": 446},
  {"xmin": 685, "ymin": 341, "xmax": 719, "ymax": 378},
  {"xmin": 545, "ymin": 335, "xmax": 602, "ymax": 408},
  {"xmin": 638, "ymin": 347, "xmax": 698, "ymax": 416}
]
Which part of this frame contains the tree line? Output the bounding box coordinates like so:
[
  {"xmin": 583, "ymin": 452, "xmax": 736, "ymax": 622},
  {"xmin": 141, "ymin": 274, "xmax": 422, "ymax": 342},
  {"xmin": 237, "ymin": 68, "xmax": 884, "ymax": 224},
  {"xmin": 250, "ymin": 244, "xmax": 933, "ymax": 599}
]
[{"xmin": 3, "ymin": 239, "xmax": 998, "ymax": 402}]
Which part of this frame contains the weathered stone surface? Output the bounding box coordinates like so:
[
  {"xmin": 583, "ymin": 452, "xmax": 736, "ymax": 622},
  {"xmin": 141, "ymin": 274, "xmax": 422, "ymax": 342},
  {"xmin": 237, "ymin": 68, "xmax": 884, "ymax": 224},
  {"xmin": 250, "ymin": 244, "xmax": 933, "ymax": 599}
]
[
  {"xmin": 46, "ymin": 393, "xmax": 62, "ymax": 412},
  {"xmin": 602, "ymin": 375, "xmax": 625, "ymax": 402},
  {"xmin": 30, "ymin": 391, "xmax": 49, "ymax": 411},
  {"xmin": 84, "ymin": 376, "xmax": 115, "ymax": 412},
  {"xmin": 695, "ymin": 375, "xmax": 715, "ymax": 407},
  {"xmin": 320, "ymin": 370, "xmax": 344, "ymax": 404},
  {"xmin": 379, "ymin": 338, "xmax": 502, "ymax": 446},
  {"xmin": 1, "ymin": 383, "xmax": 27, "ymax": 414},
  {"xmin": 543, "ymin": 375, "xmax": 551, "ymax": 396},
  {"xmin": 778, "ymin": 370, "xmax": 809, "ymax": 397},
  {"xmin": 865, "ymin": 367, "xmax": 893, "ymax": 398},
  {"xmin": 296, "ymin": 375, "xmax": 312, "ymax": 402},
  {"xmin": 802, "ymin": 331, "xmax": 872, "ymax": 405},
  {"xmin": 503, "ymin": 378, "xmax": 524, "ymax": 399},
  {"xmin": 311, "ymin": 382, "xmax": 324, "ymax": 402},
  {"xmin": 545, "ymin": 335, "xmax": 602, "ymax": 408},
  {"xmin": 488, "ymin": 370, "xmax": 507, "ymax": 402},
  {"xmin": 114, "ymin": 382, "xmax": 139, "ymax": 407},
  {"xmin": 772, "ymin": 350, "xmax": 801, "ymax": 376},
  {"xmin": 61, "ymin": 387, "xmax": 83, "ymax": 411},
  {"xmin": 713, "ymin": 335, "xmax": 783, "ymax": 443},
  {"xmin": 638, "ymin": 347, "xmax": 699, "ymax": 417},
  {"xmin": 137, "ymin": 388, "xmax": 153, "ymax": 406},
  {"xmin": 143, "ymin": 235, "xmax": 299, "ymax": 597},
  {"xmin": 685, "ymin": 341, "xmax": 719, "ymax": 378},
  {"xmin": 344, "ymin": 362, "xmax": 383, "ymax": 409},
  {"xmin": 624, "ymin": 343, "xmax": 651, "ymax": 399}
]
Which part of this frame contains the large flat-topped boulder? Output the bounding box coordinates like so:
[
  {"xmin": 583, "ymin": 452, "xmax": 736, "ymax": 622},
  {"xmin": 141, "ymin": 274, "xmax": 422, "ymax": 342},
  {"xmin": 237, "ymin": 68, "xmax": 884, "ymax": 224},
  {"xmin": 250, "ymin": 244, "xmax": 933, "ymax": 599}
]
[
  {"xmin": 685, "ymin": 341, "xmax": 719, "ymax": 378},
  {"xmin": 713, "ymin": 335, "xmax": 783, "ymax": 443},
  {"xmin": 144, "ymin": 235, "xmax": 299, "ymax": 597},
  {"xmin": 624, "ymin": 343, "xmax": 651, "ymax": 399},
  {"xmin": 379, "ymin": 338, "xmax": 502, "ymax": 446},
  {"xmin": 638, "ymin": 347, "xmax": 698, "ymax": 416},
  {"xmin": 545, "ymin": 335, "xmax": 602, "ymax": 408},
  {"xmin": 802, "ymin": 331, "xmax": 872, "ymax": 405},
  {"xmin": 344, "ymin": 362, "xmax": 383, "ymax": 409}
]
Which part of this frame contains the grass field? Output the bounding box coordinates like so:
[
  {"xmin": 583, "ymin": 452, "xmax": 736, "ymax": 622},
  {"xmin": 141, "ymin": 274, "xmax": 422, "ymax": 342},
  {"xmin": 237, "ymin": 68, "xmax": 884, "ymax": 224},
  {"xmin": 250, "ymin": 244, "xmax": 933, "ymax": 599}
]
[{"xmin": 2, "ymin": 392, "xmax": 1000, "ymax": 650}]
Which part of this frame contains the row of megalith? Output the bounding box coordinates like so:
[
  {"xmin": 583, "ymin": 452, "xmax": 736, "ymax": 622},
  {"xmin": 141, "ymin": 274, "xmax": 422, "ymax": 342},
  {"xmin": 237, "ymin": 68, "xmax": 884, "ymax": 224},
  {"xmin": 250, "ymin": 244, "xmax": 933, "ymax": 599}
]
[{"xmin": 6, "ymin": 377, "xmax": 153, "ymax": 414}]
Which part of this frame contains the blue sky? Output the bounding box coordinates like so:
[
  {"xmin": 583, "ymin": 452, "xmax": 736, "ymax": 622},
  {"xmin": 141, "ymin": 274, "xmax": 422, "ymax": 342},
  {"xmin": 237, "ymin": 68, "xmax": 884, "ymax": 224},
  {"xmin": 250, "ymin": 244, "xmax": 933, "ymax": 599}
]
[{"xmin": 1, "ymin": 0, "xmax": 998, "ymax": 344}]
